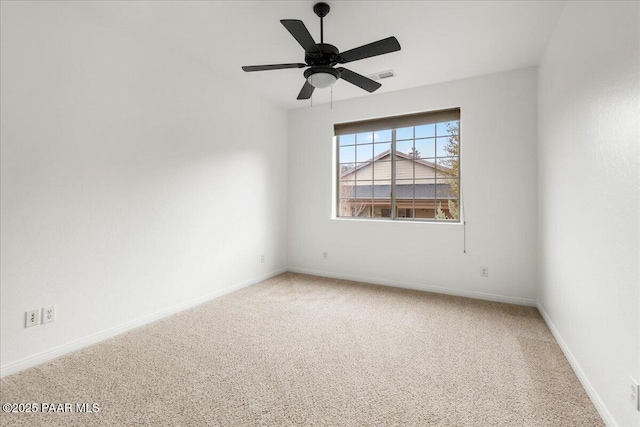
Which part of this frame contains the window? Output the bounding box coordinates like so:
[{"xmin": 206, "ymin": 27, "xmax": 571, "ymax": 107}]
[{"xmin": 336, "ymin": 108, "xmax": 460, "ymax": 222}]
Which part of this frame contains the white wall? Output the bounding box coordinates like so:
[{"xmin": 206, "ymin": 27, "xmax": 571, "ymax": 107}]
[
  {"xmin": 537, "ymin": 2, "xmax": 640, "ymax": 426},
  {"xmin": 0, "ymin": 2, "xmax": 288, "ymax": 373},
  {"xmin": 288, "ymin": 67, "xmax": 538, "ymax": 305}
]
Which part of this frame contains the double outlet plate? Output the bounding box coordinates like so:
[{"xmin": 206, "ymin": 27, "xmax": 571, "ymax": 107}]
[
  {"xmin": 631, "ymin": 377, "xmax": 640, "ymax": 412},
  {"xmin": 25, "ymin": 306, "xmax": 56, "ymax": 328}
]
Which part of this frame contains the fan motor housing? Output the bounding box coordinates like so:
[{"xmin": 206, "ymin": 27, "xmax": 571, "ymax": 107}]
[
  {"xmin": 305, "ymin": 43, "xmax": 340, "ymax": 66},
  {"xmin": 304, "ymin": 65, "xmax": 341, "ymax": 81}
]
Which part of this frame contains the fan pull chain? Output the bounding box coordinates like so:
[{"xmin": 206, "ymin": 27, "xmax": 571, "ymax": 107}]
[
  {"xmin": 463, "ymin": 220, "xmax": 467, "ymax": 253},
  {"xmin": 330, "ymin": 86, "xmax": 333, "ymax": 110}
]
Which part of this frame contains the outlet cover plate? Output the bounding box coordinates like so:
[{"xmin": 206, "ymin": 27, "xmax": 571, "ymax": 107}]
[
  {"xmin": 42, "ymin": 306, "xmax": 56, "ymax": 324},
  {"xmin": 631, "ymin": 377, "xmax": 640, "ymax": 411},
  {"xmin": 25, "ymin": 310, "xmax": 40, "ymax": 328}
]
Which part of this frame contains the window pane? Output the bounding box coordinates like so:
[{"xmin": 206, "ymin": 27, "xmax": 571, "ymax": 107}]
[
  {"xmin": 356, "ymin": 144, "xmax": 373, "ymax": 162},
  {"xmin": 436, "ymin": 120, "xmax": 458, "ymax": 136},
  {"xmin": 375, "ymin": 206, "xmax": 392, "ymax": 218},
  {"xmin": 435, "ymin": 197, "xmax": 459, "ymax": 221},
  {"xmin": 396, "ymin": 206, "xmax": 414, "ymax": 219},
  {"xmin": 339, "ymin": 146, "xmax": 355, "ymax": 164},
  {"xmin": 339, "ymin": 134, "xmax": 355, "ymax": 146},
  {"xmin": 436, "ymin": 156, "xmax": 457, "ymax": 173},
  {"xmin": 353, "ymin": 162, "xmax": 372, "ymax": 181},
  {"xmin": 374, "ymin": 129, "xmax": 392, "ymax": 142},
  {"xmin": 339, "ymin": 164, "xmax": 356, "ymax": 179},
  {"xmin": 444, "ymin": 199, "xmax": 460, "ymax": 220},
  {"xmin": 434, "ymin": 200, "xmax": 451, "ymax": 220},
  {"xmin": 436, "ymin": 159, "xmax": 458, "ymax": 196},
  {"xmin": 396, "ymin": 126, "xmax": 413, "ymax": 140},
  {"xmin": 356, "ymin": 182, "xmax": 374, "ymax": 218},
  {"xmin": 448, "ymin": 181, "xmax": 460, "ymax": 202},
  {"xmin": 356, "ymin": 182, "xmax": 373, "ymax": 200},
  {"xmin": 396, "ymin": 140, "xmax": 414, "ymax": 157},
  {"xmin": 360, "ymin": 207, "xmax": 373, "ymax": 218},
  {"xmin": 445, "ymin": 134, "xmax": 460, "ymax": 158},
  {"xmin": 415, "ymin": 207, "xmax": 435, "ymax": 219},
  {"xmin": 338, "ymin": 181, "xmax": 357, "ymax": 198},
  {"xmin": 372, "ymin": 180, "xmax": 391, "ymax": 219},
  {"xmin": 436, "ymin": 137, "xmax": 452, "ymax": 158},
  {"xmin": 395, "ymin": 179, "xmax": 415, "ymax": 200},
  {"xmin": 395, "ymin": 159, "xmax": 414, "ymax": 181},
  {"xmin": 446, "ymin": 120, "xmax": 460, "ymax": 136},
  {"xmin": 413, "ymin": 159, "xmax": 436, "ymax": 181},
  {"xmin": 414, "ymin": 179, "xmax": 437, "ymax": 210},
  {"xmin": 373, "ymin": 181, "xmax": 391, "ymax": 198},
  {"xmin": 436, "ymin": 180, "xmax": 457, "ymax": 199},
  {"xmin": 373, "ymin": 142, "xmax": 391, "ymax": 158},
  {"xmin": 339, "ymin": 198, "xmax": 364, "ymax": 217},
  {"xmin": 356, "ymin": 132, "xmax": 373, "ymax": 144},
  {"xmin": 436, "ymin": 175, "xmax": 455, "ymax": 187},
  {"xmin": 415, "ymin": 138, "xmax": 436, "ymax": 159},
  {"xmin": 415, "ymin": 124, "xmax": 435, "ymax": 139},
  {"xmin": 373, "ymin": 161, "xmax": 391, "ymax": 182}
]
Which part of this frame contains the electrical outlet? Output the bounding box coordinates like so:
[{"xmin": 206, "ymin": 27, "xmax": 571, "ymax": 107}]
[
  {"xmin": 323, "ymin": 251, "xmax": 328, "ymax": 260},
  {"xmin": 481, "ymin": 267, "xmax": 489, "ymax": 277},
  {"xmin": 631, "ymin": 377, "xmax": 639, "ymax": 411},
  {"xmin": 25, "ymin": 310, "xmax": 40, "ymax": 328},
  {"xmin": 261, "ymin": 254, "xmax": 265, "ymax": 263},
  {"xmin": 42, "ymin": 306, "xmax": 56, "ymax": 324}
]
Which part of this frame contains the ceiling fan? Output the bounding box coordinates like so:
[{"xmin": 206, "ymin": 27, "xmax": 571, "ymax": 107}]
[{"xmin": 241, "ymin": 2, "xmax": 401, "ymax": 100}]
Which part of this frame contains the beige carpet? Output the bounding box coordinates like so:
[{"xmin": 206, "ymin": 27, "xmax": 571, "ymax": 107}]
[{"xmin": 1, "ymin": 273, "xmax": 603, "ymax": 426}]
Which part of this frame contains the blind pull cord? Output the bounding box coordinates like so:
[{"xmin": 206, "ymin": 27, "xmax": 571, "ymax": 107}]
[{"xmin": 461, "ymin": 179, "xmax": 466, "ymax": 254}]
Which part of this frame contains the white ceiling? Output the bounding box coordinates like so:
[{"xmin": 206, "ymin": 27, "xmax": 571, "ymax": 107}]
[{"xmin": 79, "ymin": 1, "xmax": 565, "ymax": 110}]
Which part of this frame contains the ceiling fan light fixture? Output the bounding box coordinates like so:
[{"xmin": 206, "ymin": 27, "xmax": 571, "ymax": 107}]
[
  {"xmin": 308, "ymin": 73, "xmax": 337, "ymax": 88},
  {"xmin": 304, "ymin": 66, "xmax": 340, "ymax": 89},
  {"xmin": 241, "ymin": 2, "xmax": 401, "ymax": 100}
]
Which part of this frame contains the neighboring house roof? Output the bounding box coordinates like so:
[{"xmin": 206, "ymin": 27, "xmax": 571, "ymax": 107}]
[
  {"xmin": 345, "ymin": 183, "xmax": 455, "ymax": 200},
  {"xmin": 340, "ymin": 149, "xmax": 452, "ymax": 179}
]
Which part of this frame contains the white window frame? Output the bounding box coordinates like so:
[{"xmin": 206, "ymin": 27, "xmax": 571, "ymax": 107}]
[{"xmin": 334, "ymin": 108, "xmax": 462, "ymax": 223}]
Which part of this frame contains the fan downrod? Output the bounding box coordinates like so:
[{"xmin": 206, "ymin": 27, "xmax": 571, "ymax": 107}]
[{"xmin": 313, "ymin": 3, "xmax": 330, "ymax": 18}]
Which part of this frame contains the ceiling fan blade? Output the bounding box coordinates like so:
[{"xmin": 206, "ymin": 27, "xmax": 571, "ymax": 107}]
[
  {"xmin": 336, "ymin": 67, "xmax": 381, "ymax": 93},
  {"xmin": 281, "ymin": 20, "xmax": 320, "ymax": 53},
  {"xmin": 242, "ymin": 63, "xmax": 307, "ymax": 72},
  {"xmin": 297, "ymin": 81, "xmax": 315, "ymax": 100},
  {"xmin": 338, "ymin": 37, "xmax": 401, "ymax": 64}
]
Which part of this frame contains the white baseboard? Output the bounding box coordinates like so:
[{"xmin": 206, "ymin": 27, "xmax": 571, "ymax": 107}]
[
  {"xmin": 0, "ymin": 268, "xmax": 287, "ymax": 378},
  {"xmin": 536, "ymin": 303, "xmax": 616, "ymax": 427},
  {"xmin": 287, "ymin": 267, "xmax": 537, "ymax": 307}
]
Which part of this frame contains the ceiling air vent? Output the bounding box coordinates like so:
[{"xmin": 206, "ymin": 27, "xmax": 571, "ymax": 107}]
[{"xmin": 366, "ymin": 70, "xmax": 396, "ymax": 81}]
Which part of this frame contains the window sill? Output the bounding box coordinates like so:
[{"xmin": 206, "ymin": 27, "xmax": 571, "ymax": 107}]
[{"xmin": 331, "ymin": 217, "xmax": 464, "ymax": 229}]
